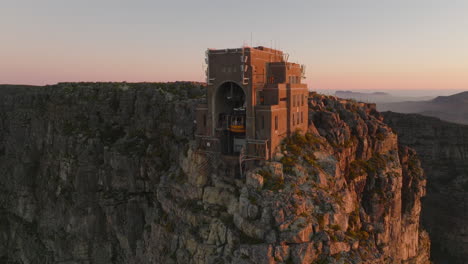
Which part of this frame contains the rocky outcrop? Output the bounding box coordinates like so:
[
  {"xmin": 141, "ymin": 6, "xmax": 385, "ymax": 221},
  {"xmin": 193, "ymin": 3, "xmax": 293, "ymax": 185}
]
[
  {"xmin": 0, "ymin": 84, "xmax": 429, "ymax": 263},
  {"xmin": 383, "ymin": 111, "xmax": 468, "ymax": 264}
]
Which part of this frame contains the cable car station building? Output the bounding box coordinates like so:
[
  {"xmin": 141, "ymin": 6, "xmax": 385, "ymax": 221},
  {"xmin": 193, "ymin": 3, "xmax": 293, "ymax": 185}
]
[{"xmin": 195, "ymin": 46, "xmax": 308, "ymax": 160}]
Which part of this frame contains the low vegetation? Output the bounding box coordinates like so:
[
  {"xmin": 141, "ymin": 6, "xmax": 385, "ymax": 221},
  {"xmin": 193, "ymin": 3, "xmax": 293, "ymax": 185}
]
[
  {"xmin": 258, "ymin": 169, "xmax": 284, "ymax": 191},
  {"xmin": 280, "ymin": 130, "xmax": 325, "ymax": 174},
  {"xmin": 348, "ymin": 154, "xmax": 389, "ymax": 180}
]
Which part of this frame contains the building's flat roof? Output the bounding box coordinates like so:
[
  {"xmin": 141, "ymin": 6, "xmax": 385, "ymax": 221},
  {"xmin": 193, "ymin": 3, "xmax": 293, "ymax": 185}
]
[
  {"xmin": 268, "ymin": 61, "xmax": 301, "ymax": 67},
  {"xmin": 207, "ymin": 46, "xmax": 284, "ymax": 55}
]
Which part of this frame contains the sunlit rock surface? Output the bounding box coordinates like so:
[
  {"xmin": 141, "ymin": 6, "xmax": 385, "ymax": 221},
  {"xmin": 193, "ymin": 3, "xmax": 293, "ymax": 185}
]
[
  {"xmin": 383, "ymin": 111, "xmax": 468, "ymax": 264},
  {"xmin": 0, "ymin": 84, "xmax": 429, "ymax": 263}
]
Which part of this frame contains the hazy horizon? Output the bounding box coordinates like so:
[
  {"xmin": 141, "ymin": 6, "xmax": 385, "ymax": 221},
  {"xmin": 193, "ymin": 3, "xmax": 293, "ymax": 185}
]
[
  {"xmin": 317, "ymin": 88, "xmax": 467, "ymax": 97},
  {"xmin": 2, "ymin": 0, "xmax": 468, "ymax": 91},
  {"xmin": 1, "ymin": 81, "xmax": 464, "ymax": 99}
]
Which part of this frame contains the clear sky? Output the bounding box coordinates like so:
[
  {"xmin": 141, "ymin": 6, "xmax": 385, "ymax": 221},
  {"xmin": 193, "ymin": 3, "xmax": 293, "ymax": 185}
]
[{"xmin": 1, "ymin": 0, "xmax": 468, "ymax": 91}]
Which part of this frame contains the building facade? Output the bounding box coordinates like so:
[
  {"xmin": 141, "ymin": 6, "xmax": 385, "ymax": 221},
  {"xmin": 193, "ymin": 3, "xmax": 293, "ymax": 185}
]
[{"xmin": 196, "ymin": 46, "xmax": 308, "ymax": 160}]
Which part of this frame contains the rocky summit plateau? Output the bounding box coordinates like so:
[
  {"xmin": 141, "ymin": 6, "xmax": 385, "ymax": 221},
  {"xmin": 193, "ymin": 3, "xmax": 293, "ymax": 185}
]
[{"xmin": 0, "ymin": 83, "xmax": 431, "ymax": 263}]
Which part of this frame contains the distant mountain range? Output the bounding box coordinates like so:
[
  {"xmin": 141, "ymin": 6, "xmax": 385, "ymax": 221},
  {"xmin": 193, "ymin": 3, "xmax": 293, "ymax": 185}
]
[
  {"xmin": 335, "ymin": 90, "xmax": 434, "ymax": 103},
  {"xmin": 335, "ymin": 90, "xmax": 468, "ymax": 125},
  {"xmin": 378, "ymin": 91, "xmax": 468, "ymax": 125}
]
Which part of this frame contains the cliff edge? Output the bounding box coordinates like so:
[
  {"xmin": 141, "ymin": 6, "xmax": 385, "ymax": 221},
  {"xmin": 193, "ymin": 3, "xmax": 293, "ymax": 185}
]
[
  {"xmin": 383, "ymin": 111, "xmax": 468, "ymax": 264},
  {"xmin": 0, "ymin": 84, "xmax": 429, "ymax": 263}
]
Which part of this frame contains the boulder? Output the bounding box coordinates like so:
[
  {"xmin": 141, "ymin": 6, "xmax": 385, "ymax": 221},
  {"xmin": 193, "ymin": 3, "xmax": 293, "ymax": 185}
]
[
  {"xmin": 280, "ymin": 217, "xmax": 314, "ymax": 243},
  {"xmin": 246, "ymin": 172, "xmax": 264, "ymax": 189},
  {"xmin": 290, "ymin": 243, "xmax": 318, "ymax": 264},
  {"xmin": 329, "ymin": 241, "xmax": 351, "ymax": 255}
]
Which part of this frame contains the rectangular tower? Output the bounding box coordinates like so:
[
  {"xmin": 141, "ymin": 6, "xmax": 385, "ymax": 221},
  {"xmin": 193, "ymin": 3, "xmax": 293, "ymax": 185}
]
[{"xmin": 196, "ymin": 46, "xmax": 308, "ymax": 160}]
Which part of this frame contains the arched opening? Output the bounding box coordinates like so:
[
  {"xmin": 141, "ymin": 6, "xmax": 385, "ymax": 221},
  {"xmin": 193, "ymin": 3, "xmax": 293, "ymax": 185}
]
[
  {"xmin": 214, "ymin": 81, "xmax": 246, "ymax": 121},
  {"xmin": 214, "ymin": 81, "xmax": 246, "ymax": 154}
]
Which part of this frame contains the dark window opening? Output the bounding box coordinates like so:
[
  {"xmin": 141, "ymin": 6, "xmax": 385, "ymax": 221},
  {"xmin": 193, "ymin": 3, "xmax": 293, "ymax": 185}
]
[
  {"xmin": 203, "ymin": 114, "xmax": 207, "ymax": 127},
  {"xmin": 275, "ymin": 116, "xmax": 278, "ymax": 130}
]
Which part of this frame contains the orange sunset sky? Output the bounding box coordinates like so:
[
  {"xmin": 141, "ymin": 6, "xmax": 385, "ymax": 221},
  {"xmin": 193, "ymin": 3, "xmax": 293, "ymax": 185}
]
[{"xmin": 1, "ymin": 0, "xmax": 468, "ymax": 91}]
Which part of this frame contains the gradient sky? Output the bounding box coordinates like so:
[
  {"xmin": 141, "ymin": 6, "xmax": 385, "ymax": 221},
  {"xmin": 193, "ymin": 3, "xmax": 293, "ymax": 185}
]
[{"xmin": 1, "ymin": 0, "xmax": 468, "ymax": 90}]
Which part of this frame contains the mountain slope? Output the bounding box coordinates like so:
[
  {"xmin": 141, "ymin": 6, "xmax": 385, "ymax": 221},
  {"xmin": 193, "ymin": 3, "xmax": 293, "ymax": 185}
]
[
  {"xmin": 379, "ymin": 91, "xmax": 468, "ymax": 124},
  {"xmin": 0, "ymin": 84, "xmax": 429, "ymax": 263}
]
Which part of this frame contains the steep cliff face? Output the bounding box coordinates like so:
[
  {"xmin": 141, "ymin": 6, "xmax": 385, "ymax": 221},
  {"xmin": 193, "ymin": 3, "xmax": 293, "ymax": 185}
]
[
  {"xmin": 0, "ymin": 83, "xmax": 204, "ymax": 263},
  {"xmin": 383, "ymin": 112, "xmax": 468, "ymax": 264},
  {"xmin": 0, "ymin": 84, "xmax": 429, "ymax": 264}
]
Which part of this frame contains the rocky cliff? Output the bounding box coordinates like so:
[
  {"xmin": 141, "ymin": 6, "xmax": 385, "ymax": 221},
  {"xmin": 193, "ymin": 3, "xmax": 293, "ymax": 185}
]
[
  {"xmin": 0, "ymin": 83, "xmax": 429, "ymax": 263},
  {"xmin": 383, "ymin": 111, "xmax": 468, "ymax": 264}
]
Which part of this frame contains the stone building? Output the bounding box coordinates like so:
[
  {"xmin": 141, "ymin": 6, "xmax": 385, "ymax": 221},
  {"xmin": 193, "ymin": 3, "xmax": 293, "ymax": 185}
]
[{"xmin": 196, "ymin": 46, "xmax": 308, "ymax": 160}]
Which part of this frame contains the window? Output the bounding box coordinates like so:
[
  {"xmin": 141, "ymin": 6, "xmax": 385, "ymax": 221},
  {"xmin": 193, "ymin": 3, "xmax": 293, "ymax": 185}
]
[
  {"xmin": 290, "ymin": 76, "xmax": 298, "ymax": 84},
  {"xmin": 293, "ymin": 113, "xmax": 295, "ymax": 125},
  {"xmin": 301, "ymin": 95, "xmax": 304, "ymax": 106},
  {"xmin": 275, "ymin": 116, "xmax": 278, "ymax": 130},
  {"xmin": 261, "ymin": 115, "xmax": 265, "ymax": 129},
  {"xmin": 203, "ymin": 114, "xmax": 207, "ymax": 127},
  {"xmin": 300, "ymin": 112, "xmax": 303, "ymax": 123}
]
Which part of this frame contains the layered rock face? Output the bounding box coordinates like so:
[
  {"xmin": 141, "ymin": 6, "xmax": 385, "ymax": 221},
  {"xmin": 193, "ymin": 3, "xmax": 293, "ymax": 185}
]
[
  {"xmin": 0, "ymin": 83, "xmax": 204, "ymax": 263},
  {"xmin": 383, "ymin": 112, "xmax": 468, "ymax": 264},
  {"xmin": 0, "ymin": 84, "xmax": 429, "ymax": 263}
]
